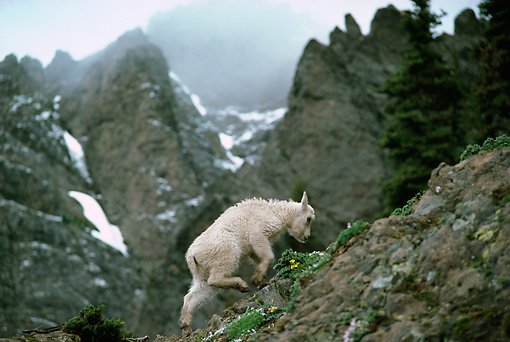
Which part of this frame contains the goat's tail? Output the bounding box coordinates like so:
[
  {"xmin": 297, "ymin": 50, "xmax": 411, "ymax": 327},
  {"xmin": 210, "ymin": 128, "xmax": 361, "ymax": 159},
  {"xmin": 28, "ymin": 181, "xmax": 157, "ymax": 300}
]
[
  {"xmin": 186, "ymin": 252, "xmax": 208, "ymax": 282},
  {"xmin": 180, "ymin": 258, "xmax": 219, "ymax": 333}
]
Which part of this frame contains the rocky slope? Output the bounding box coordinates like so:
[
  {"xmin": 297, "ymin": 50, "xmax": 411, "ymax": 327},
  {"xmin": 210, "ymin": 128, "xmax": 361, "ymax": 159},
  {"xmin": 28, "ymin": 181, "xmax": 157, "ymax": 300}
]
[
  {"xmin": 164, "ymin": 145, "xmax": 510, "ymax": 342},
  {"xmin": 4, "ymin": 142, "xmax": 509, "ymax": 342}
]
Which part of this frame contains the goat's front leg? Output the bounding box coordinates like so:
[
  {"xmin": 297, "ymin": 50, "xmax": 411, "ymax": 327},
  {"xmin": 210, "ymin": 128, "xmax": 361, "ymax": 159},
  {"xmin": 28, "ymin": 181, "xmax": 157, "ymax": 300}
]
[{"xmin": 250, "ymin": 237, "xmax": 274, "ymax": 289}]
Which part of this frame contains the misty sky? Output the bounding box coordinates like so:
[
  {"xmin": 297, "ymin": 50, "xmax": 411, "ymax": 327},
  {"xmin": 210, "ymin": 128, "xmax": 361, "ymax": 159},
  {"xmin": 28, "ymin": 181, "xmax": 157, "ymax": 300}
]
[{"xmin": 0, "ymin": 0, "xmax": 480, "ymax": 66}]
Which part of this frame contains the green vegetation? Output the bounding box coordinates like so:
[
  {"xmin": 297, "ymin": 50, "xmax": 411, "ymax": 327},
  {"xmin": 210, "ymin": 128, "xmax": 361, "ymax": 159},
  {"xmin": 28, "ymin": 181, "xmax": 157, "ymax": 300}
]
[
  {"xmin": 223, "ymin": 307, "xmax": 265, "ymax": 340},
  {"xmin": 340, "ymin": 309, "xmax": 384, "ymax": 342},
  {"xmin": 275, "ymin": 220, "xmax": 370, "ymax": 312},
  {"xmin": 329, "ymin": 220, "xmax": 371, "ymax": 251},
  {"xmin": 207, "ymin": 305, "xmax": 284, "ymax": 341},
  {"xmin": 211, "ymin": 220, "xmax": 371, "ymax": 340},
  {"xmin": 273, "ymin": 249, "xmax": 327, "ymax": 280},
  {"xmin": 459, "ymin": 135, "xmax": 510, "ymax": 161},
  {"xmin": 475, "ymin": 0, "xmax": 510, "ymax": 138},
  {"xmin": 391, "ymin": 191, "xmax": 424, "ymax": 216},
  {"xmin": 380, "ymin": 0, "xmax": 462, "ymax": 214},
  {"xmin": 62, "ymin": 305, "xmax": 132, "ymax": 342}
]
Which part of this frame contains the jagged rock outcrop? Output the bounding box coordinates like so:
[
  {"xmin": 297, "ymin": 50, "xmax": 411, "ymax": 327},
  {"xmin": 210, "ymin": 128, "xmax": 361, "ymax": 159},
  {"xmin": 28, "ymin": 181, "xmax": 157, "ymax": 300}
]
[
  {"xmin": 54, "ymin": 29, "xmax": 235, "ymax": 334},
  {"xmin": 0, "ymin": 55, "xmax": 141, "ymax": 337},
  {"xmin": 253, "ymin": 6, "xmax": 483, "ymax": 246},
  {"xmin": 1, "ymin": 29, "xmax": 233, "ymax": 336},
  {"xmin": 253, "ymin": 6, "xmax": 408, "ymax": 246}
]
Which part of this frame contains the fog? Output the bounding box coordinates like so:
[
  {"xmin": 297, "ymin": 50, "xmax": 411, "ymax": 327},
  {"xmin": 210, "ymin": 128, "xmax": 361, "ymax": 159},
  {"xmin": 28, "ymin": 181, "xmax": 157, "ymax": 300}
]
[{"xmin": 147, "ymin": 1, "xmax": 328, "ymax": 110}]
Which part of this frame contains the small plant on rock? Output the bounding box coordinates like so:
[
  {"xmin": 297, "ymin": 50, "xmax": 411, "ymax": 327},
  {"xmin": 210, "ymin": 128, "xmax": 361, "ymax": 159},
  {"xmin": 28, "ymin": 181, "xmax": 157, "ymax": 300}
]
[
  {"xmin": 62, "ymin": 304, "xmax": 132, "ymax": 342},
  {"xmin": 459, "ymin": 135, "xmax": 510, "ymax": 161},
  {"xmin": 391, "ymin": 191, "xmax": 424, "ymax": 217},
  {"xmin": 208, "ymin": 305, "xmax": 285, "ymax": 341}
]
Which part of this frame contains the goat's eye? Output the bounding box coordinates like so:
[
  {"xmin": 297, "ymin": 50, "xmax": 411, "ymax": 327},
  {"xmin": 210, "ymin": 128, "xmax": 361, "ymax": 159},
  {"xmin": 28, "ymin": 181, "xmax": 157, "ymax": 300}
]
[{"xmin": 307, "ymin": 217, "xmax": 312, "ymax": 223}]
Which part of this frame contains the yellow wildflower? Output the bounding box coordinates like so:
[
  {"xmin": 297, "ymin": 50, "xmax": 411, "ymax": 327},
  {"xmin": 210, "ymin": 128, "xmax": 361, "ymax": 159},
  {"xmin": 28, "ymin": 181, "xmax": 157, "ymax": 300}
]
[{"xmin": 266, "ymin": 306, "xmax": 279, "ymax": 313}]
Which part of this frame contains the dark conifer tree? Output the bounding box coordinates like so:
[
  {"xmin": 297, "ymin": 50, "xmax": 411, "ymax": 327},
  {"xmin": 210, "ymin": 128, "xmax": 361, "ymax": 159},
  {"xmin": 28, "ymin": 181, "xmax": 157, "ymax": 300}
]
[
  {"xmin": 380, "ymin": 0, "xmax": 461, "ymax": 212},
  {"xmin": 476, "ymin": 0, "xmax": 510, "ymax": 137}
]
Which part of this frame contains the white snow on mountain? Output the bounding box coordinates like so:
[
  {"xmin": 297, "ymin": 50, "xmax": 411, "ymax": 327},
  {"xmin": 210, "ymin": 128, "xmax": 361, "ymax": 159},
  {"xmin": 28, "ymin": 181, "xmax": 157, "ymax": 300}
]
[
  {"xmin": 63, "ymin": 131, "xmax": 93, "ymax": 184},
  {"xmin": 210, "ymin": 107, "xmax": 287, "ymax": 168},
  {"xmin": 68, "ymin": 191, "xmax": 129, "ymax": 256},
  {"xmin": 217, "ymin": 132, "xmax": 244, "ymax": 171},
  {"xmin": 190, "ymin": 94, "xmax": 207, "ymax": 116},
  {"xmin": 169, "ymin": 71, "xmax": 207, "ymax": 115}
]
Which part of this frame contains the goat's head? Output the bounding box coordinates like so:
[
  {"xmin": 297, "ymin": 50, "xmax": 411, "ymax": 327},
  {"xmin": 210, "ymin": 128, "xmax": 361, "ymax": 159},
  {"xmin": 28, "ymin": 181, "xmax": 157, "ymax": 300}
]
[{"xmin": 288, "ymin": 191, "xmax": 315, "ymax": 243}]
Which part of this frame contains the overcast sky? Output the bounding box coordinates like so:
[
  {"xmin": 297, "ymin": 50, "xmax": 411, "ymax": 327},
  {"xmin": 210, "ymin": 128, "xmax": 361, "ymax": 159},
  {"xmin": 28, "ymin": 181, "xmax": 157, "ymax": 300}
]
[{"xmin": 0, "ymin": 0, "xmax": 480, "ymax": 66}]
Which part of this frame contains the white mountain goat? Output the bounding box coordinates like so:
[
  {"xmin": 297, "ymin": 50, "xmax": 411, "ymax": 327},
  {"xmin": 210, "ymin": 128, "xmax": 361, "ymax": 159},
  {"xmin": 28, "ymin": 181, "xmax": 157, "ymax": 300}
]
[{"xmin": 179, "ymin": 192, "xmax": 315, "ymax": 335}]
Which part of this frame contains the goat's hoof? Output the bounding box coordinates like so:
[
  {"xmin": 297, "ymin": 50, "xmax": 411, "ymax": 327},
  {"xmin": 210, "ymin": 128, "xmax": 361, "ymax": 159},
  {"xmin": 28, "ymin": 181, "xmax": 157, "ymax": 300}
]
[
  {"xmin": 252, "ymin": 275, "xmax": 268, "ymax": 289},
  {"xmin": 181, "ymin": 324, "xmax": 191, "ymax": 337},
  {"xmin": 257, "ymin": 280, "xmax": 268, "ymax": 289},
  {"xmin": 238, "ymin": 283, "xmax": 250, "ymax": 293}
]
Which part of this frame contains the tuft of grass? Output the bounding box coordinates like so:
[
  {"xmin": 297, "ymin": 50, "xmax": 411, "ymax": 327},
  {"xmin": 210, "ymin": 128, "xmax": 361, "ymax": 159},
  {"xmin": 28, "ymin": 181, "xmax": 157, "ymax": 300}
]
[
  {"xmin": 459, "ymin": 135, "xmax": 510, "ymax": 161},
  {"xmin": 224, "ymin": 307, "xmax": 266, "ymax": 340},
  {"xmin": 211, "ymin": 305, "xmax": 285, "ymax": 341},
  {"xmin": 273, "ymin": 220, "xmax": 370, "ymax": 313},
  {"xmin": 391, "ymin": 191, "xmax": 423, "ymax": 216},
  {"xmin": 285, "ymin": 279, "xmax": 302, "ymax": 312},
  {"xmin": 62, "ymin": 304, "xmax": 132, "ymax": 342},
  {"xmin": 333, "ymin": 220, "xmax": 370, "ymax": 247},
  {"xmin": 273, "ymin": 249, "xmax": 328, "ymax": 280}
]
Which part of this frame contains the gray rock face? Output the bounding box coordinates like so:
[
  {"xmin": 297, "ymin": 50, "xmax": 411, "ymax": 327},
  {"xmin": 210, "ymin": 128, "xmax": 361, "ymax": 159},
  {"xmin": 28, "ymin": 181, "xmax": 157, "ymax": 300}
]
[
  {"xmin": 255, "ymin": 6, "xmax": 408, "ymax": 245},
  {"xmin": 271, "ymin": 147, "xmax": 510, "ymax": 341},
  {"xmin": 0, "ymin": 29, "xmax": 232, "ymax": 336},
  {"xmin": 55, "ymin": 29, "xmax": 233, "ymax": 334},
  {"xmin": 0, "ymin": 56, "xmax": 141, "ymax": 337},
  {"xmin": 254, "ymin": 5, "xmax": 482, "ymax": 247},
  {"xmin": 169, "ymin": 147, "xmax": 510, "ymax": 342}
]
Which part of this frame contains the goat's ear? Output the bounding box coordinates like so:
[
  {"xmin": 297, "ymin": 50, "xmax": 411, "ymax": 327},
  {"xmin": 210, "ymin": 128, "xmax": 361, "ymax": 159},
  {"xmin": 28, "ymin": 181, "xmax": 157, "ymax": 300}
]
[{"xmin": 301, "ymin": 191, "xmax": 308, "ymax": 209}]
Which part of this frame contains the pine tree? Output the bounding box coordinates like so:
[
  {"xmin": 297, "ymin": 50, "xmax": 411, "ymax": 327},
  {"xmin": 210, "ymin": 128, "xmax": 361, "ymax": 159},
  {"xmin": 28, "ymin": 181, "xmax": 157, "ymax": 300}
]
[
  {"xmin": 380, "ymin": 0, "xmax": 461, "ymax": 212},
  {"xmin": 476, "ymin": 0, "xmax": 510, "ymax": 137}
]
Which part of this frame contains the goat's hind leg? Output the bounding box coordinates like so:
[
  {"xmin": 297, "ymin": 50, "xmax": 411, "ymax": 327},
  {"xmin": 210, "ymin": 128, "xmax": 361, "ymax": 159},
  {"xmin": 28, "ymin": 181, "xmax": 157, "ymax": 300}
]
[
  {"xmin": 207, "ymin": 268, "xmax": 249, "ymax": 293},
  {"xmin": 180, "ymin": 280, "xmax": 215, "ymax": 336}
]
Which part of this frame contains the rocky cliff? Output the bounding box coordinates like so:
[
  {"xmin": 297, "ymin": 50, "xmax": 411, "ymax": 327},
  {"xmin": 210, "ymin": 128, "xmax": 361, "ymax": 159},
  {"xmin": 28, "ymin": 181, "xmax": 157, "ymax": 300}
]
[
  {"xmin": 0, "ymin": 53, "xmax": 141, "ymax": 337},
  {"xmin": 253, "ymin": 7, "xmax": 482, "ymax": 246},
  {"xmin": 160, "ymin": 144, "xmax": 510, "ymax": 342},
  {"xmin": 0, "ymin": 28, "xmax": 236, "ymax": 336}
]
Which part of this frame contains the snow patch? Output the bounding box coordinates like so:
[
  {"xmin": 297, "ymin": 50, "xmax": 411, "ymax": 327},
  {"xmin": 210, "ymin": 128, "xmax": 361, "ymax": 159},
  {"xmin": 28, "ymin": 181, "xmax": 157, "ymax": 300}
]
[
  {"xmin": 169, "ymin": 71, "xmax": 191, "ymax": 94},
  {"xmin": 169, "ymin": 71, "xmax": 207, "ymax": 115},
  {"xmin": 191, "ymin": 94, "xmax": 207, "ymax": 116},
  {"xmin": 68, "ymin": 191, "xmax": 128, "ymax": 256},
  {"xmin": 53, "ymin": 95, "xmax": 61, "ymax": 110},
  {"xmin": 94, "ymin": 278, "xmax": 107, "ymax": 287},
  {"xmin": 10, "ymin": 95, "xmax": 33, "ymax": 112},
  {"xmin": 185, "ymin": 195, "xmax": 204, "ymax": 207},
  {"xmin": 63, "ymin": 131, "xmax": 92, "ymax": 184},
  {"xmin": 219, "ymin": 133, "xmax": 235, "ymax": 150},
  {"xmin": 217, "ymin": 132, "xmax": 244, "ymax": 171},
  {"xmin": 155, "ymin": 209, "xmax": 177, "ymax": 223}
]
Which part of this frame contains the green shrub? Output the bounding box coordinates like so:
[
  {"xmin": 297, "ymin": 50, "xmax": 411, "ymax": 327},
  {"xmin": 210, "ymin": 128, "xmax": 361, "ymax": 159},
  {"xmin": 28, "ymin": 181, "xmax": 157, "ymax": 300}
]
[
  {"xmin": 211, "ymin": 305, "xmax": 284, "ymax": 341},
  {"xmin": 391, "ymin": 191, "xmax": 423, "ymax": 216},
  {"xmin": 273, "ymin": 249, "xmax": 327, "ymax": 280},
  {"xmin": 62, "ymin": 305, "xmax": 131, "ymax": 342},
  {"xmin": 285, "ymin": 279, "xmax": 302, "ymax": 312},
  {"xmin": 459, "ymin": 135, "xmax": 510, "ymax": 161},
  {"xmin": 334, "ymin": 220, "xmax": 370, "ymax": 246}
]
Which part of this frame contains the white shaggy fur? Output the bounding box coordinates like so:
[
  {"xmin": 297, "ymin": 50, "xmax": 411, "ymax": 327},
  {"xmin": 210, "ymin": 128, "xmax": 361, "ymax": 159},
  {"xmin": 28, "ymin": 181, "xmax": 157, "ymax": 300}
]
[{"xmin": 179, "ymin": 192, "xmax": 315, "ymax": 335}]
